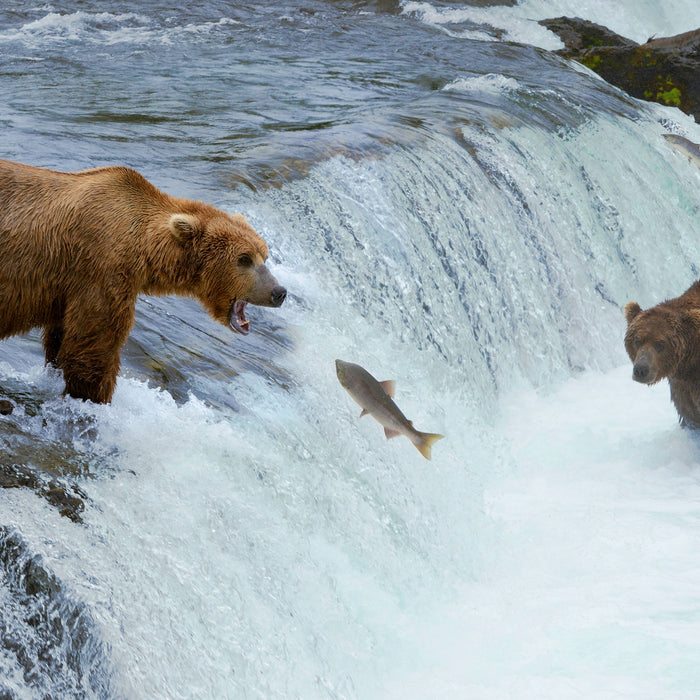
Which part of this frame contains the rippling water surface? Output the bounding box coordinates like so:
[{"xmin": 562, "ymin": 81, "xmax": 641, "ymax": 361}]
[{"xmin": 1, "ymin": 1, "xmax": 700, "ymax": 697}]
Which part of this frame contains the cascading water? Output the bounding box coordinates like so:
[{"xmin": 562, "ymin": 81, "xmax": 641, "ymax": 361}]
[{"xmin": 1, "ymin": 1, "xmax": 700, "ymax": 698}]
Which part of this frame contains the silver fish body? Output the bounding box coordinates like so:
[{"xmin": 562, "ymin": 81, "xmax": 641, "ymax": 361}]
[
  {"xmin": 335, "ymin": 359, "xmax": 443, "ymax": 460},
  {"xmin": 663, "ymin": 134, "xmax": 700, "ymax": 168}
]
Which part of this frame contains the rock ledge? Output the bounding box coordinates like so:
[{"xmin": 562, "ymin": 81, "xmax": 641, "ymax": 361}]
[{"xmin": 540, "ymin": 17, "xmax": 700, "ymax": 118}]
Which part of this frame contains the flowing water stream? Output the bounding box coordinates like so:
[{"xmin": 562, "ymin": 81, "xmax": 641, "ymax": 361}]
[{"xmin": 1, "ymin": 1, "xmax": 700, "ymax": 697}]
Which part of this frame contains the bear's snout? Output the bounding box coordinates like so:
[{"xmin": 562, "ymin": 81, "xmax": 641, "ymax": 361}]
[
  {"xmin": 632, "ymin": 348, "xmax": 657, "ymax": 384},
  {"xmin": 633, "ymin": 361, "xmax": 651, "ymax": 382},
  {"xmin": 270, "ymin": 285, "xmax": 287, "ymax": 307},
  {"xmin": 247, "ymin": 264, "xmax": 286, "ymax": 309}
]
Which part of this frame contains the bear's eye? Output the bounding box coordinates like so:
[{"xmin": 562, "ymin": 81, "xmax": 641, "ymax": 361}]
[
  {"xmin": 654, "ymin": 341, "xmax": 666, "ymax": 353},
  {"xmin": 237, "ymin": 254, "xmax": 253, "ymax": 268}
]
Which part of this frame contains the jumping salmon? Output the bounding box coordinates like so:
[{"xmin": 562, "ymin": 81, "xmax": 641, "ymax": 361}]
[
  {"xmin": 335, "ymin": 359, "xmax": 444, "ymax": 460},
  {"xmin": 663, "ymin": 134, "xmax": 700, "ymax": 168}
]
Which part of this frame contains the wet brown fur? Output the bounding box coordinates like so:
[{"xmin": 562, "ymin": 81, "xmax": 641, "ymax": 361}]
[
  {"xmin": 0, "ymin": 159, "xmax": 275, "ymax": 403},
  {"xmin": 624, "ymin": 281, "xmax": 700, "ymax": 427}
]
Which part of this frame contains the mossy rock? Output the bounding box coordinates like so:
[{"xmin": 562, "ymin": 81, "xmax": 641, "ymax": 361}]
[
  {"xmin": 539, "ymin": 17, "xmax": 636, "ymax": 52},
  {"xmin": 540, "ymin": 18, "xmax": 700, "ymax": 118}
]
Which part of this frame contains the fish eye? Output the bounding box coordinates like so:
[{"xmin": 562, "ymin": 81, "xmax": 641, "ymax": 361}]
[{"xmin": 237, "ymin": 254, "xmax": 253, "ymax": 268}]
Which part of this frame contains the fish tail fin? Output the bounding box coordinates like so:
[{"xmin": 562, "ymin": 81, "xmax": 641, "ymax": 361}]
[{"xmin": 414, "ymin": 432, "xmax": 444, "ymax": 460}]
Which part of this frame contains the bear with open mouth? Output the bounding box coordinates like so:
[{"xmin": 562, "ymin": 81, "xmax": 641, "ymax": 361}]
[{"xmin": 0, "ymin": 159, "xmax": 286, "ymax": 404}]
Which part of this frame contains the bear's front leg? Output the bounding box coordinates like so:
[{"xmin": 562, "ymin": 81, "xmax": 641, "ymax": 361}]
[
  {"xmin": 43, "ymin": 325, "xmax": 64, "ymax": 367},
  {"xmin": 61, "ymin": 355, "xmax": 120, "ymax": 404},
  {"xmin": 57, "ymin": 299, "xmax": 135, "ymax": 404}
]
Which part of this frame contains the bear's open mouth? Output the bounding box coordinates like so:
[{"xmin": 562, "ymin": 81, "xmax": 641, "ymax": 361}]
[{"xmin": 229, "ymin": 300, "xmax": 250, "ymax": 335}]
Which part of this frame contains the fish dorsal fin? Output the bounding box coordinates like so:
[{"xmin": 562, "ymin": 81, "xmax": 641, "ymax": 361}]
[
  {"xmin": 384, "ymin": 427, "xmax": 401, "ymax": 439},
  {"xmin": 380, "ymin": 380, "xmax": 396, "ymax": 398}
]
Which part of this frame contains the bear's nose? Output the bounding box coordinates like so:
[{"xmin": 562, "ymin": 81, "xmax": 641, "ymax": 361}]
[
  {"xmin": 270, "ymin": 285, "xmax": 287, "ymax": 307},
  {"xmin": 633, "ymin": 362, "xmax": 649, "ymax": 382}
]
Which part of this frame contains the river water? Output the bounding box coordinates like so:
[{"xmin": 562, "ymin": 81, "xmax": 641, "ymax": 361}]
[{"xmin": 1, "ymin": 1, "xmax": 700, "ymax": 698}]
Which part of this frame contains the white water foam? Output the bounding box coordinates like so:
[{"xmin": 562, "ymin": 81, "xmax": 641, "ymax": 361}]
[
  {"xmin": 384, "ymin": 366, "xmax": 700, "ymax": 699},
  {"xmin": 2, "ymin": 83, "xmax": 700, "ymax": 697},
  {"xmin": 402, "ymin": 1, "xmax": 564, "ymax": 49},
  {"xmin": 403, "ymin": 0, "xmax": 700, "ymax": 48},
  {"xmin": 0, "ymin": 11, "xmax": 242, "ymax": 48},
  {"xmin": 443, "ymin": 74, "xmax": 521, "ymax": 94},
  {"xmin": 517, "ymin": 0, "xmax": 700, "ymax": 44}
]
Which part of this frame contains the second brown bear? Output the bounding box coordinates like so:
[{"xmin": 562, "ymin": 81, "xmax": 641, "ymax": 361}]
[{"xmin": 624, "ymin": 281, "xmax": 700, "ymax": 428}]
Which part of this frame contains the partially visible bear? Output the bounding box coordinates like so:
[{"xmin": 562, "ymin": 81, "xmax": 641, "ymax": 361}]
[
  {"xmin": 624, "ymin": 280, "xmax": 700, "ymax": 427},
  {"xmin": 0, "ymin": 159, "xmax": 286, "ymax": 404}
]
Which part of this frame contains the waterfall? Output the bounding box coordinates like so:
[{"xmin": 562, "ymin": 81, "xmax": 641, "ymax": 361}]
[{"xmin": 1, "ymin": 2, "xmax": 700, "ymax": 697}]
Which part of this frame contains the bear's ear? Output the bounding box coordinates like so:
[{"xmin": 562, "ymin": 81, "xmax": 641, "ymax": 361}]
[
  {"xmin": 169, "ymin": 214, "xmax": 200, "ymax": 244},
  {"xmin": 623, "ymin": 302, "xmax": 642, "ymax": 323}
]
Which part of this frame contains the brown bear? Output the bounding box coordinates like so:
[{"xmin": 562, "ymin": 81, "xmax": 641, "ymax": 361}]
[
  {"xmin": 624, "ymin": 280, "xmax": 700, "ymax": 427},
  {"xmin": 0, "ymin": 159, "xmax": 286, "ymax": 404}
]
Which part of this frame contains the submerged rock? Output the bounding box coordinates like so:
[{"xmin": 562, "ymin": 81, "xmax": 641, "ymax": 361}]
[
  {"xmin": 0, "ymin": 527, "xmax": 114, "ymax": 697},
  {"xmin": 0, "ymin": 464, "xmax": 86, "ymax": 523},
  {"xmin": 0, "ymin": 400, "xmax": 13, "ymax": 415},
  {"xmin": 540, "ymin": 17, "xmax": 700, "ymax": 118}
]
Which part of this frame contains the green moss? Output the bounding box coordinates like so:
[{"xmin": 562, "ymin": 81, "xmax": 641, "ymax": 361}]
[
  {"xmin": 654, "ymin": 77, "xmax": 682, "ymax": 107},
  {"xmin": 580, "ymin": 54, "xmax": 602, "ymax": 71},
  {"xmin": 658, "ymin": 86, "xmax": 682, "ymax": 106}
]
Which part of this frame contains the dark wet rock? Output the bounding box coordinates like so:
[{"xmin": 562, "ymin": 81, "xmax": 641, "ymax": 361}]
[
  {"xmin": 0, "ymin": 393, "xmax": 115, "ymax": 522},
  {"xmin": 44, "ymin": 484, "xmax": 87, "ymax": 523},
  {"xmin": 0, "ymin": 464, "xmax": 86, "ymax": 523},
  {"xmin": 0, "ymin": 527, "xmax": 114, "ymax": 697},
  {"xmin": 540, "ymin": 17, "xmax": 636, "ymax": 52},
  {"xmin": 540, "ymin": 18, "xmax": 700, "ymax": 118},
  {"xmin": 0, "ymin": 381, "xmax": 42, "ymax": 417}
]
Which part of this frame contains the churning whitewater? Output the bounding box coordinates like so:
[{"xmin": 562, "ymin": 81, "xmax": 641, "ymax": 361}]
[{"xmin": 1, "ymin": 1, "xmax": 700, "ymax": 698}]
